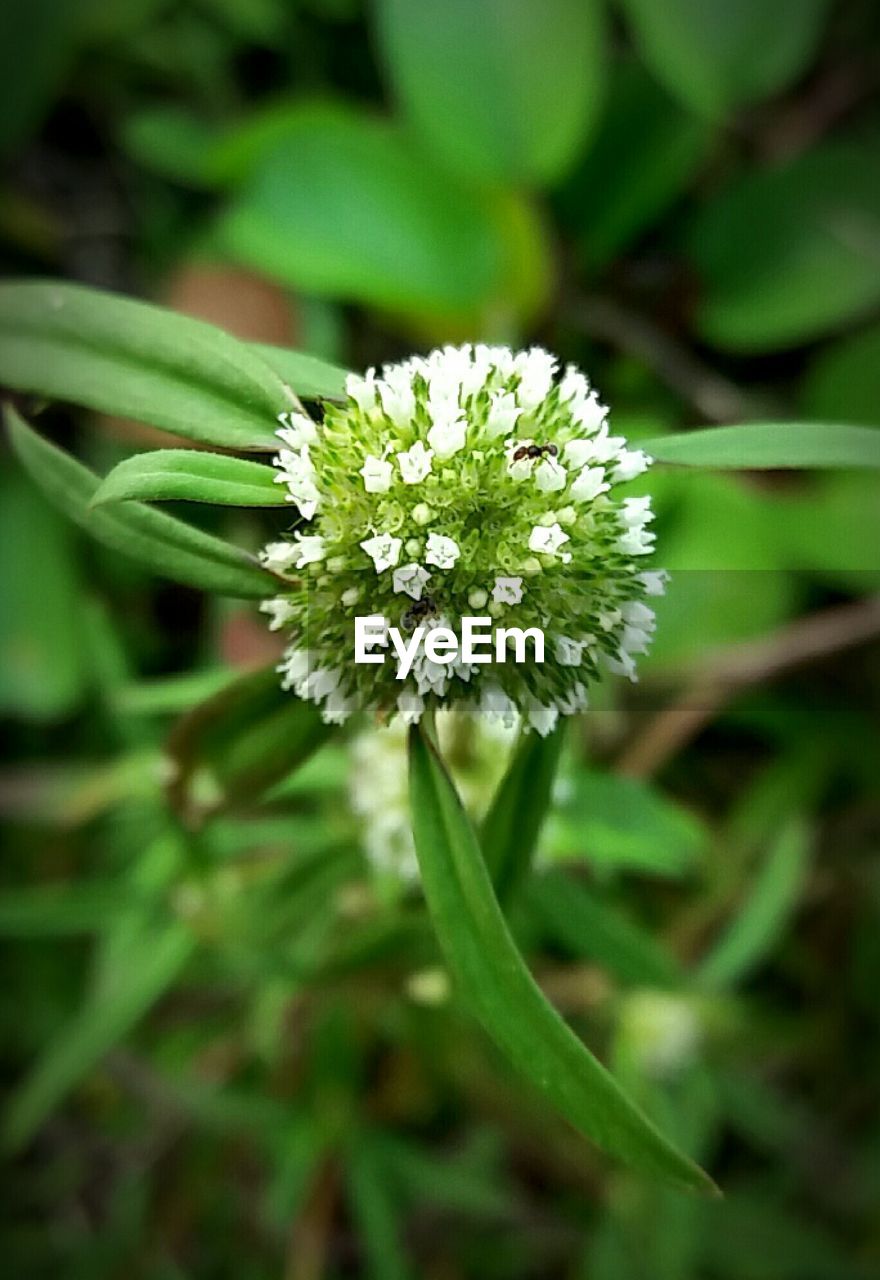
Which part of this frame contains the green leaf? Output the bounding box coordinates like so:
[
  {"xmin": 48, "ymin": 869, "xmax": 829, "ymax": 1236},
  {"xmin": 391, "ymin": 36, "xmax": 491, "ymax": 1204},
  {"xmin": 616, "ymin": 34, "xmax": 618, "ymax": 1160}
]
[
  {"xmin": 699, "ymin": 1194, "xmax": 865, "ymax": 1280},
  {"xmin": 408, "ymin": 725, "xmax": 716, "ymax": 1192},
  {"xmin": 375, "ymin": 1131, "xmax": 510, "ymax": 1219},
  {"xmin": 2, "ymin": 920, "xmax": 195, "ymax": 1153},
  {"xmin": 0, "ymin": 279, "xmax": 287, "ymax": 449},
  {"xmin": 120, "ymin": 106, "xmax": 222, "ymax": 189},
  {"xmin": 346, "ymin": 1133, "xmax": 415, "ymax": 1280},
  {"xmin": 264, "ymin": 1115, "xmax": 329, "ymax": 1227},
  {"xmin": 801, "ymin": 324, "xmax": 880, "ymax": 427},
  {"xmin": 218, "ymin": 104, "xmax": 504, "ymax": 315},
  {"xmin": 559, "ymin": 61, "xmax": 712, "ymax": 270},
  {"xmin": 619, "ymin": 0, "xmax": 831, "ymax": 119},
  {"xmin": 530, "ymin": 870, "xmax": 684, "ymax": 989},
  {"xmin": 643, "ymin": 423, "xmax": 880, "ymax": 470},
  {"xmin": 546, "ymin": 768, "xmax": 705, "ymax": 879},
  {"xmin": 196, "ymin": 0, "xmax": 286, "ymax": 40},
  {"xmin": 643, "ymin": 471, "xmax": 796, "ymax": 664},
  {"xmin": 249, "ymin": 341, "xmax": 349, "ymax": 401},
  {"xmin": 686, "ymin": 140, "xmax": 880, "ymax": 351},
  {"xmin": 0, "ymin": 883, "xmax": 137, "ymax": 936},
  {"xmin": 165, "ymin": 665, "xmax": 331, "ymax": 826},
  {"xmin": 110, "ymin": 668, "xmax": 235, "ymax": 718},
  {"xmin": 92, "ymin": 449, "xmax": 288, "ymax": 508},
  {"xmin": 6, "ymin": 408, "xmax": 274, "ymax": 599},
  {"xmin": 0, "ymin": 466, "xmax": 87, "ymax": 720},
  {"xmin": 480, "ymin": 725, "xmax": 564, "ymax": 901},
  {"xmin": 717, "ymin": 1069, "xmax": 814, "ymax": 1155},
  {"xmin": 698, "ymin": 820, "xmax": 812, "ymax": 989},
  {"xmin": 779, "ymin": 473, "xmax": 880, "ymax": 582},
  {"xmin": 373, "ymin": 0, "xmax": 604, "ymax": 186},
  {"xmin": 79, "ymin": 0, "xmax": 169, "ymax": 42}
]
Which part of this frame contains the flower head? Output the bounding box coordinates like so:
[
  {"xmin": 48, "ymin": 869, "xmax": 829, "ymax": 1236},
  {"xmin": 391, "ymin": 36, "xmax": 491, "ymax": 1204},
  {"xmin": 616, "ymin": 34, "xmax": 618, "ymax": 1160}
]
[{"xmin": 261, "ymin": 345, "xmax": 665, "ymax": 732}]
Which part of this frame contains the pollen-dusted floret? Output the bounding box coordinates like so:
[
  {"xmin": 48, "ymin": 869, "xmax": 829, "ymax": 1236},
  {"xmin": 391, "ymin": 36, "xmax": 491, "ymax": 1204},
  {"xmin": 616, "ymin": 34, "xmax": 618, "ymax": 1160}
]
[{"xmin": 260, "ymin": 344, "xmax": 664, "ymax": 734}]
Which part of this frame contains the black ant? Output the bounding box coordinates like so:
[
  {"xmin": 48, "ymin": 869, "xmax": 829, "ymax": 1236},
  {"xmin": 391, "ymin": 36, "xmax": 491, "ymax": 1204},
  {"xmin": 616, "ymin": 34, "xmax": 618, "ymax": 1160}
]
[
  {"xmin": 512, "ymin": 442, "xmax": 558, "ymax": 462},
  {"xmin": 402, "ymin": 596, "xmax": 437, "ymax": 629}
]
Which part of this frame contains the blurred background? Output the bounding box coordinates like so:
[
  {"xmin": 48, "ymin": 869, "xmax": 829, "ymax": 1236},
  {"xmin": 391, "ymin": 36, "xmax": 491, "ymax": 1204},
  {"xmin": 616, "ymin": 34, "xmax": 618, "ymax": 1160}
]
[{"xmin": 2, "ymin": 1, "xmax": 880, "ymax": 1276}]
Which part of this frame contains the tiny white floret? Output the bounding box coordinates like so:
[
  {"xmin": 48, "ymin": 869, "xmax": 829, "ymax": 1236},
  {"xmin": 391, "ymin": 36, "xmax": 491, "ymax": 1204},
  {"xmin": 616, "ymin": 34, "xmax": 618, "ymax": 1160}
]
[
  {"xmin": 379, "ymin": 374, "xmax": 416, "ymax": 426},
  {"xmin": 392, "ymin": 564, "xmax": 431, "ymax": 600},
  {"xmin": 481, "ymin": 683, "xmax": 518, "ymax": 726},
  {"xmin": 260, "ymin": 541, "xmax": 299, "ymax": 573},
  {"xmin": 276, "ymin": 411, "xmax": 318, "ymax": 448},
  {"xmin": 528, "ymin": 523, "xmax": 570, "ymax": 559},
  {"xmin": 613, "ymin": 448, "xmax": 649, "ymax": 483},
  {"xmin": 571, "ymin": 392, "xmax": 608, "ymax": 433},
  {"xmin": 570, "ymin": 465, "xmax": 608, "ymax": 503},
  {"xmin": 492, "ymin": 576, "xmax": 524, "ymax": 605},
  {"xmin": 397, "ymin": 441, "xmax": 434, "ymax": 484},
  {"xmin": 640, "ymin": 570, "xmax": 669, "ymax": 597},
  {"xmin": 555, "ymin": 635, "xmax": 585, "ymax": 666},
  {"xmin": 563, "ymin": 438, "xmax": 597, "ymax": 468},
  {"xmin": 425, "ymin": 533, "xmax": 460, "ymax": 570},
  {"xmin": 293, "ymin": 534, "xmax": 326, "ymax": 568},
  {"xmin": 346, "ymin": 368, "xmax": 378, "ymax": 411},
  {"xmin": 361, "ymin": 533, "xmax": 403, "ymax": 573},
  {"xmin": 515, "ymin": 347, "xmax": 557, "ymax": 409},
  {"xmin": 427, "ymin": 414, "xmax": 467, "ymax": 459},
  {"xmin": 397, "ymin": 690, "xmax": 425, "ymax": 725},
  {"xmin": 360, "ymin": 454, "xmax": 393, "ymax": 494},
  {"xmin": 526, "ymin": 698, "xmax": 559, "ymax": 737},
  {"xmin": 485, "ymin": 390, "xmax": 521, "ymax": 438},
  {"xmin": 535, "ymin": 457, "xmax": 567, "ymax": 492},
  {"xmin": 260, "ymin": 598, "xmax": 297, "ymax": 631}
]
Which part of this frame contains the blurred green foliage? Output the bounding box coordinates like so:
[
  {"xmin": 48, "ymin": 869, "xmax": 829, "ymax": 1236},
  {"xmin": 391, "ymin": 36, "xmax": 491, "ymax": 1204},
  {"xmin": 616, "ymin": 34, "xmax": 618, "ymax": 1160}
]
[
  {"xmin": 619, "ymin": 0, "xmax": 833, "ymax": 118},
  {"xmin": 686, "ymin": 138, "xmax": 880, "ymax": 350},
  {"xmin": 373, "ymin": 0, "xmax": 604, "ymax": 186},
  {"xmin": 2, "ymin": 0, "xmax": 880, "ymax": 1276}
]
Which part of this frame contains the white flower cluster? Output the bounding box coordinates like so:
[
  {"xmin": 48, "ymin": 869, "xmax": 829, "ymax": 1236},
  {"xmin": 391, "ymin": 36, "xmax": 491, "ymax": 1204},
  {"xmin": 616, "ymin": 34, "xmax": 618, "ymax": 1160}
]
[
  {"xmin": 349, "ymin": 710, "xmax": 518, "ymax": 882},
  {"xmin": 260, "ymin": 344, "xmax": 666, "ymax": 734}
]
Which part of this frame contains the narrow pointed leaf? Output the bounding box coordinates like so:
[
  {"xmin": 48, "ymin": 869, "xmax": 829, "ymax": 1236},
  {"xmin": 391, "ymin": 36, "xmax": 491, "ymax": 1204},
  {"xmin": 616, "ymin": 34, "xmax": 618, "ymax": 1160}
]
[
  {"xmin": 0, "ymin": 466, "xmax": 87, "ymax": 720},
  {"xmin": 698, "ymin": 820, "xmax": 811, "ymax": 989},
  {"xmin": 481, "ymin": 725, "xmax": 564, "ymax": 901},
  {"xmin": 643, "ymin": 423, "xmax": 880, "ymax": 470},
  {"xmin": 250, "ymin": 341, "xmax": 349, "ymax": 400},
  {"xmin": 92, "ymin": 449, "xmax": 289, "ymax": 508},
  {"xmin": 346, "ymin": 1133, "xmax": 414, "ymax": 1280},
  {"xmin": 375, "ymin": 1130, "xmax": 510, "ymax": 1218},
  {"xmin": 165, "ymin": 665, "xmax": 330, "ymax": 826},
  {"xmin": 408, "ymin": 725, "xmax": 717, "ymax": 1193},
  {"xmin": 0, "ymin": 279, "xmax": 287, "ymax": 449},
  {"xmin": 6, "ymin": 408, "xmax": 274, "ymax": 598},
  {"xmin": 529, "ymin": 869, "xmax": 684, "ymax": 989},
  {"xmin": 0, "ymin": 882, "xmax": 138, "ymax": 936},
  {"xmin": 2, "ymin": 921, "xmax": 194, "ymax": 1152}
]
